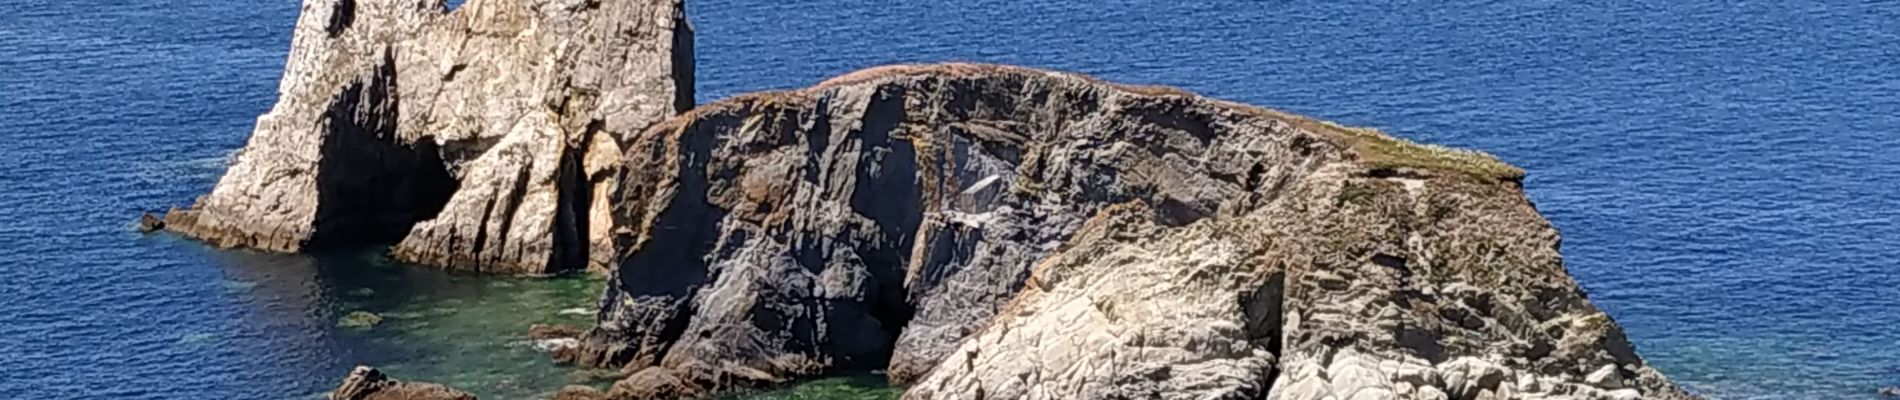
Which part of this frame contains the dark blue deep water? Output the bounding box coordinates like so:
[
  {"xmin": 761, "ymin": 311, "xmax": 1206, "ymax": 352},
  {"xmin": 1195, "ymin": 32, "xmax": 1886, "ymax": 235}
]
[{"xmin": 3, "ymin": 1, "xmax": 1897, "ymax": 399}]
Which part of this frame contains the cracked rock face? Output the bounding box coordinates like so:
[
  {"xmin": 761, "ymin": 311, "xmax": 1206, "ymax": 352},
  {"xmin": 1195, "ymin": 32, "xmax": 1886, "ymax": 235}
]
[
  {"xmin": 906, "ymin": 168, "xmax": 1700, "ymax": 400},
  {"xmin": 164, "ymin": 0, "xmax": 691, "ymax": 274},
  {"xmin": 904, "ymin": 203, "xmax": 1283, "ymax": 400},
  {"xmin": 575, "ymin": 64, "xmax": 1699, "ymax": 399}
]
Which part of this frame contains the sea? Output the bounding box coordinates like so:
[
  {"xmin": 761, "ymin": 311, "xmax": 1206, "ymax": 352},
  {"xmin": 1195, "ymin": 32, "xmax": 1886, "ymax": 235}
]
[{"xmin": 1, "ymin": 0, "xmax": 1896, "ymax": 399}]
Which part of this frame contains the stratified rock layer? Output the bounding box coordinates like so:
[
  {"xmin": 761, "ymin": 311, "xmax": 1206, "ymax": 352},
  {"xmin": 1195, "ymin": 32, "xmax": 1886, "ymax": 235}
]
[
  {"xmin": 330, "ymin": 366, "xmax": 476, "ymax": 400},
  {"xmin": 164, "ymin": 0, "xmax": 692, "ymax": 274},
  {"xmin": 576, "ymin": 64, "xmax": 1699, "ymax": 399}
]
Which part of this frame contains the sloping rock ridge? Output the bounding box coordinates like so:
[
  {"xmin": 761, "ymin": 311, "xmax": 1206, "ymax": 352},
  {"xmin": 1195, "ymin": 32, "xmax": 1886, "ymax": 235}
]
[
  {"xmin": 575, "ymin": 63, "xmax": 1700, "ymax": 399},
  {"xmin": 163, "ymin": 0, "xmax": 692, "ymax": 274}
]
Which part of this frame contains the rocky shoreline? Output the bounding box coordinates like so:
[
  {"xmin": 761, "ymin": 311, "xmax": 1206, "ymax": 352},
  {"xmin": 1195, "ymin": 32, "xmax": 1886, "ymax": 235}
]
[{"xmin": 152, "ymin": 0, "xmax": 1703, "ymax": 399}]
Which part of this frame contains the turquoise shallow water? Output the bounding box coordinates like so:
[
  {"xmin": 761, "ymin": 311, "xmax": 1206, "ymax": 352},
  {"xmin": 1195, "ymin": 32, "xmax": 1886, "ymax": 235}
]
[
  {"xmin": 2, "ymin": 0, "xmax": 1898, "ymax": 399},
  {"xmin": 165, "ymin": 245, "xmax": 607, "ymax": 399}
]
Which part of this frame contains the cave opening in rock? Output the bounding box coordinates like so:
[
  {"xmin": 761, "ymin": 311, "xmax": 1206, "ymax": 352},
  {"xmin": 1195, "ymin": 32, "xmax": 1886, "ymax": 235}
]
[
  {"xmin": 846, "ymin": 88, "xmax": 925, "ymax": 368},
  {"xmin": 548, "ymin": 125, "xmax": 593, "ymax": 273},
  {"xmin": 306, "ymin": 51, "xmax": 458, "ymax": 250}
]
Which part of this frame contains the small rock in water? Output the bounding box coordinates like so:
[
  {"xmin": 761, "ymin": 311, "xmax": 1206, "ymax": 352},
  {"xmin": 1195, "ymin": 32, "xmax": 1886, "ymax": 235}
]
[
  {"xmin": 137, "ymin": 212, "xmax": 165, "ymax": 233},
  {"xmin": 529, "ymin": 324, "xmax": 584, "ymax": 340},
  {"xmin": 1879, "ymin": 386, "xmax": 1900, "ymax": 398},
  {"xmin": 337, "ymin": 311, "xmax": 383, "ymax": 329},
  {"xmin": 532, "ymin": 338, "xmax": 581, "ymax": 353},
  {"xmin": 331, "ymin": 366, "xmax": 475, "ymax": 400}
]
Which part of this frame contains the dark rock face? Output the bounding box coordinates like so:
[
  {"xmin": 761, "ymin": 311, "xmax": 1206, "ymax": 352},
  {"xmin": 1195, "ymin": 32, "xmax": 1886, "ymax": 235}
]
[
  {"xmin": 162, "ymin": 0, "xmax": 692, "ymax": 275},
  {"xmin": 137, "ymin": 213, "xmax": 165, "ymax": 233},
  {"xmin": 574, "ymin": 64, "xmax": 1700, "ymax": 399},
  {"xmin": 330, "ymin": 366, "xmax": 476, "ymax": 400}
]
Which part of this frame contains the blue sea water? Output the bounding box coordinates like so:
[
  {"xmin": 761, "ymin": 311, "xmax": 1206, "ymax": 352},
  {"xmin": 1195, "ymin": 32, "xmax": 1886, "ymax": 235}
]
[{"xmin": 2, "ymin": 0, "xmax": 1897, "ymax": 399}]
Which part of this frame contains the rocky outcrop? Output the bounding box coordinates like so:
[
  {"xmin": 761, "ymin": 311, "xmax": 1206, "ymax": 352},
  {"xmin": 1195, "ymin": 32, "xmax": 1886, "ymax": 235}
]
[
  {"xmin": 572, "ymin": 63, "xmax": 1699, "ymax": 399},
  {"xmin": 902, "ymin": 173, "xmax": 1697, "ymax": 400},
  {"xmin": 330, "ymin": 366, "xmax": 476, "ymax": 400},
  {"xmin": 162, "ymin": 0, "xmax": 692, "ymax": 274},
  {"xmin": 530, "ymin": 323, "xmax": 586, "ymax": 363}
]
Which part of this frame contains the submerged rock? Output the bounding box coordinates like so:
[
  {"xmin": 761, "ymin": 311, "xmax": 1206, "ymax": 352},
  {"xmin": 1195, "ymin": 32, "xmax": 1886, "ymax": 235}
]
[
  {"xmin": 552, "ymin": 385, "xmax": 611, "ymax": 400},
  {"xmin": 573, "ymin": 64, "xmax": 1699, "ymax": 399},
  {"xmin": 330, "ymin": 366, "xmax": 475, "ymax": 400},
  {"xmin": 163, "ymin": 0, "xmax": 693, "ymax": 275},
  {"xmin": 530, "ymin": 324, "xmax": 585, "ymax": 340},
  {"xmin": 338, "ymin": 311, "xmax": 384, "ymax": 329},
  {"xmin": 530, "ymin": 323, "xmax": 585, "ymax": 359}
]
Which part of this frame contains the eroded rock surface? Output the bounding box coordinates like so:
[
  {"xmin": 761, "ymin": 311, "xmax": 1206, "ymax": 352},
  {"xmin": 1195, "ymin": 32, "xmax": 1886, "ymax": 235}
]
[
  {"xmin": 330, "ymin": 366, "xmax": 476, "ymax": 400},
  {"xmin": 904, "ymin": 203, "xmax": 1281, "ymax": 400},
  {"xmin": 574, "ymin": 64, "xmax": 1698, "ymax": 399},
  {"xmin": 905, "ymin": 169, "xmax": 1700, "ymax": 400},
  {"xmin": 163, "ymin": 0, "xmax": 692, "ymax": 274}
]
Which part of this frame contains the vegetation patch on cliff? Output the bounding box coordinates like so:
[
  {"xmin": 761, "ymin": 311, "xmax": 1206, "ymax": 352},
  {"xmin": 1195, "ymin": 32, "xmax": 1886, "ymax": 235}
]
[
  {"xmin": 805, "ymin": 63, "xmax": 1525, "ymax": 183},
  {"xmin": 1234, "ymin": 106, "xmax": 1527, "ymax": 183}
]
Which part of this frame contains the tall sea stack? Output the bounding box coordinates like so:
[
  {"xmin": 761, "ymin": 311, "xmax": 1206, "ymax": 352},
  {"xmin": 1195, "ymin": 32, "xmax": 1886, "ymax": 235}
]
[{"xmin": 162, "ymin": 0, "xmax": 692, "ymax": 275}]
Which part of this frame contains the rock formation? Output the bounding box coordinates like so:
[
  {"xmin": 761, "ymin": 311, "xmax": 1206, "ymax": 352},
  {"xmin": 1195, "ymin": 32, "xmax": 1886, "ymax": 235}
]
[
  {"xmin": 330, "ymin": 366, "xmax": 476, "ymax": 400},
  {"xmin": 571, "ymin": 64, "xmax": 1700, "ymax": 400},
  {"xmin": 161, "ymin": 1, "xmax": 1700, "ymax": 394},
  {"xmin": 161, "ymin": 0, "xmax": 692, "ymax": 275}
]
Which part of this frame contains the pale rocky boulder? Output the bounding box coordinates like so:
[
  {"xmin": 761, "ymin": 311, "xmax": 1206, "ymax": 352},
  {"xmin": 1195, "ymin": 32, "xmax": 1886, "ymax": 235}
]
[
  {"xmin": 903, "ymin": 203, "xmax": 1282, "ymax": 400},
  {"xmin": 389, "ymin": 0, "xmax": 695, "ymax": 274},
  {"xmin": 165, "ymin": 0, "xmax": 450, "ymax": 251},
  {"xmin": 164, "ymin": 0, "xmax": 692, "ymax": 274},
  {"xmin": 908, "ymin": 161, "xmax": 1703, "ymax": 400},
  {"xmin": 393, "ymin": 112, "xmax": 574, "ymax": 273},
  {"xmin": 1252, "ymin": 169, "xmax": 1698, "ymax": 400}
]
